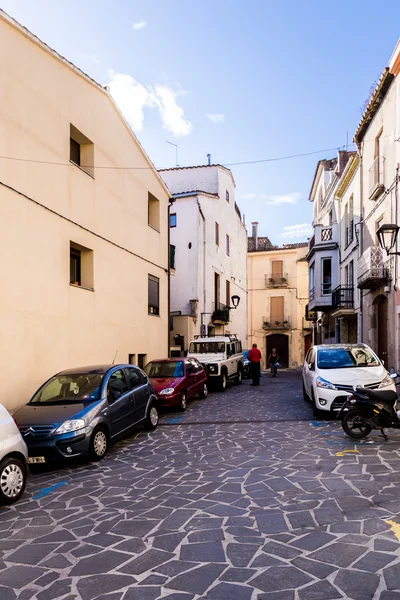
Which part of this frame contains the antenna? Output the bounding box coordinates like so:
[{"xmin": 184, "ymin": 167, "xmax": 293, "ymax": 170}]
[
  {"xmin": 345, "ymin": 131, "xmax": 349, "ymax": 151},
  {"xmin": 112, "ymin": 350, "xmax": 118, "ymax": 365},
  {"xmin": 166, "ymin": 141, "xmax": 178, "ymax": 167}
]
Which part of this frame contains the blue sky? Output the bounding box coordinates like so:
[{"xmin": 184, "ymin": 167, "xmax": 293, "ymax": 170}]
[{"xmin": 2, "ymin": 0, "xmax": 400, "ymax": 243}]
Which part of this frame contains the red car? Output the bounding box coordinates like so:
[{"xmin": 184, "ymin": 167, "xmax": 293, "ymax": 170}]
[{"xmin": 144, "ymin": 358, "xmax": 208, "ymax": 411}]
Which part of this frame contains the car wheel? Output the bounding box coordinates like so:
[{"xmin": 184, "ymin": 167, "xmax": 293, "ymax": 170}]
[
  {"xmin": 219, "ymin": 371, "xmax": 227, "ymax": 392},
  {"xmin": 179, "ymin": 392, "xmax": 187, "ymax": 412},
  {"xmin": 0, "ymin": 456, "xmax": 27, "ymax": 506},
  {"xmin": 236, "ymin": 366, "xmax": 243, "ymax": 385},
  {"xmin": 145, "ymin": 402, "xmax": 159, "ymax": 430},
  {"xmin": 199, "ymin": 383, "xmax": 208, "ymax": 399},
  {"xmin": 88, "ymin": 426, "xmax": 108, "ymax": 461}
]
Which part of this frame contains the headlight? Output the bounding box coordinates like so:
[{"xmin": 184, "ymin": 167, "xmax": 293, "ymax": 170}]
[
  {"xmin": 379, "ymin": 373, "xmax": 393, "ymax": 388},
  {"xmin": 208, "ymin": 364, "xmax": 218, "ymax": 373},
  {"xmin": 159, "ymin": 388, "xmax": 175, "ymax": 395},
  {"xmin": 54, "ymin": 419, "xmax": 85, "ymax": 435},
  {"xmin": 316, "ymin": 376, "xmax": 337, "ymax": 391}
]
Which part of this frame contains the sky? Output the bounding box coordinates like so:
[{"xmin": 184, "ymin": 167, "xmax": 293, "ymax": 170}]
[{"xmin": 2, "ymin": 0, "xmax": 400, "ymax": 243}]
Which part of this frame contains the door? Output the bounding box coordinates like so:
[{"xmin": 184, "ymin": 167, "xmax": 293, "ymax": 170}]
[
  {"xmin": 303, "ymin": 348, "xmax": 315, "ymax": 395},
  {"xmin": 189, "ymin": 359, "xmax": 205, "ymax": 395},
  {"xmin": 125, "ymin": 367, "xmax": 150, "ymax": 421},
  {"xmin": 270, "ymin": 297, "xmax": 284, "ymax": 326},
  {"xmin": 304, "ymin": 334, "xmax": 312, "ymax": 358},
  {"xmin": 226, "ymin": 343, "xmax": 236, "ymax": 376},
  {"xmin": 377, "ymin": 295, "xmax": 388, "ymax": 364},
  {"xmin": 272, "ymin": 260, "xmax": 283, "ymax": 281},
  {"xmin": 266, "ymin": 334, "xmax": 289, "ymax": 368},
  {"xmin": 184, "ymin": 360, "xmax": 197, "ymax": 398},
  {"xmin": 107, "ymin": 369, "xmax": 132, "ymax": 437}
]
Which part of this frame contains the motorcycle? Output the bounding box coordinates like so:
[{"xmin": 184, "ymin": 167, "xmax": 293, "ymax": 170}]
[{"xmin": 339, "ymin": 373, "xmax": 400, "ymax": 440}]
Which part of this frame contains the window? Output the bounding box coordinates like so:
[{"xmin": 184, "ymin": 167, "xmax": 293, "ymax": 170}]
[
  {"xmin": 108, "ymin": 369, "xmax": 129, "ymax": 402},
  {"xmin": 148, "ymin": 275, "xmax": 160, "ymax": 315},
  {"xmin": 322, "ymin": 258, "xmax": 332, "ymax": 295},
  {"xmin": 70, "ymin": 241, "xmax": 94, "ymax": 289},
  {"xmin": 148, "ymin": 193, "xmax": 160, "ymax": 231},
  {"xmin": 70, "ymin": 124, "xmax": 94, "ymax": 177},
  {"xmin": 128, "ymin": 354, "xmax": 136, "ymax": 365},
  {"xmin": 214, "ymin": 272, "xmax": 220, "ymax": 304},
  {"xmin": 170, "ymin": 244, "xmax": 176, "ymax": 270},
  {"xmin": 348, "ymin": 260, "xmax": 354, "ymax": 287},
  {"xmin": 138, "ymin": 354, "xmax": 147, "ymax": 369},
  {"xmin": 215, "ymin": 222, "xmax": 220, "ymax": 246},
  {"xmin": 185, "ymin": 360, "xmax": 195, "ymax": 375},
  {"xmin": 272, "ymin": 260, "xmax": 283, "ymax": 279},
  {"xmin": 349, "ymin": 196, "xmax": 354, "ymax": 243},
  {"xmin": 344, "ymin": 203, "xmax": 349, "ymax": 246},
  {"xmin": 126, "ymin": 367, "xmax": 143, "ymax": 389},
  {"xmin": 226, "ymin": 190, "xmax": 230, "ymax": 202},
  {"xmin": 226, "ymin": 234, "xmax": 230, "ymax": 256},
  {"xmin": 270, "ymin": 296, "xmax": 284, "ymax": 323},
  {"xmin": 329, "ymin": 210, "xmax": 333, "ymax": 226},
  {"xmin": 226, "ymin": 280, "xmax": 231, "ymax": 306},
  {"xmin": 170, "ymin": 213, "xmax": 177, "ymax": 227}
]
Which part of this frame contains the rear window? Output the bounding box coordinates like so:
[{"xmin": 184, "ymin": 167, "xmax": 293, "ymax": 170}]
[
  {"xmin": 144, "ymin": 361, "xmax": 184, "ymax": 378},
  {"xmin": 189, "ymin": 342, "xmax": 225, "ymax": 354},
  {"xmin": 317, "ymin": 347, "xmax": 380, "ymax": 369}
]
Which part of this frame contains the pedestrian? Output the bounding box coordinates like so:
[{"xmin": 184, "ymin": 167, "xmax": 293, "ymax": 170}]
[
  {"xmin": 268, "ymin": 348, "xmax": 280, "ymax": 377},
  {"xmin": 248, "ymin": 343, "xmax": 262, "ymax": 386}
]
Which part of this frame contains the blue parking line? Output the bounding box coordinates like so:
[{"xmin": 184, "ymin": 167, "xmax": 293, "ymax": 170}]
[
  {"xmin": 33, "ymin": 481, "xmax": 67, "ymax": 500},
  {"xmin": 169, "ymin": 416, "xmax": 183, "ymax": 424}
]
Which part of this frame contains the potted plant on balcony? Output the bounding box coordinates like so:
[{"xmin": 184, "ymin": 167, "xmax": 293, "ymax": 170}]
[
  {"xmin": 281, "ymin": 277, "xmax": 287, "ymax": 284},
  {"xmin": 269, "ymin": 278, "xmax": 275, "ymax": 285},
  {"xmin": 283, "ymin": 320, "xmax": 288, "ymax": 327},
  {"xmin": 264, "ymin": 320, "xmax": 270, "ymax": 327},
  {"xmin": 275, "ymin": 320, "xmax": 281, "ymax": 327}
]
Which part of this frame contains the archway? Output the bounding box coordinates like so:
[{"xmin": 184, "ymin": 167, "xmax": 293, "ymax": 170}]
[
  {"xmin": 375, "ymin": 295, "xmax": 388, "ymax": 364},
  {"xmin": 266, "ymin": 334, "xmax": 289, "ymax": 368}
]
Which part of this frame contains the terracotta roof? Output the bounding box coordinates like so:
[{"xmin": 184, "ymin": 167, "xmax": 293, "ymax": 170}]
[
  {"xmin": 248, "ymin": 238, "xmax": 308, "ymax": 253},
  {"xmin": 353, "ymin": 68, "xmax": 394, "ymax": 144},
  {"xmin": 170, "ymin": 190, "xmax": 219, "ymax": 198}
]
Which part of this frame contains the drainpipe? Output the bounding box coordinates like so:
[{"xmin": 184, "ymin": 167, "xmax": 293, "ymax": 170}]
[
  {"xmin": 168, "ymin": 197, "xmax": 175, "ymax": 357},
  {"xmin": 197, "ymin": 198, "xmax": 206, "ymax": 334}
]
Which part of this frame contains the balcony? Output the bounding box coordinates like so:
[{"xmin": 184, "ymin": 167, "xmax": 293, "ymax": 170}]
[
  {"xmin": 369, "ymin": 156, "xmax": 385, "ymax": 200},
  {"xmin": 358, "ymin": 247, "xmax": 390, "ymax": 290},
  {"xmin": 307, "ymin": 224, "xmax": 338, "ymax": 259},
  {"xmin": 211, "ymin": 302, "xmax": 230, "ymax": 325},
  {"xmin": 331, "ymin": 286, "xmax": 355, "ymax": 318},
  {"xmin": 265, "ymin": 273, "xmax": 288, "ymax": 288},
  {"xmin": 263, "ymin": 317, "xmax": 290, "ymax": 330},
  {"xmin": 305, "ymin": 303, "xmax": 317, "ymax": 321}
]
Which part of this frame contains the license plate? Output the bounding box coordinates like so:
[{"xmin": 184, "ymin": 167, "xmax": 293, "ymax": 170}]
[{"xmin": 28, "ymin": 457, "xmax": 46, "ymax": 464}]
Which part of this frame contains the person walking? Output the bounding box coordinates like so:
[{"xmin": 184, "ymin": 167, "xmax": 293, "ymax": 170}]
[
  {"xmin": 248, "ymin": 343, "xmax": 262, "ymax": 386},
  {"xmin": 268, "ymin": 348, "xmax": 280, "ymax": 377}
]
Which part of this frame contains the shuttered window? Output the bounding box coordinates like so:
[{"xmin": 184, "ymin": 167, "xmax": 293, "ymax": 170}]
[
  {"xmin": 272, "ymin": 260, "xmax": 283, "ymax": 278},
  {"xmin": 148, "ymin": 275, "xmax": 159, "ymax": 315},
  {"xmin": 270, "ymin": 296, "xmax": 284, "ymax": 322}
]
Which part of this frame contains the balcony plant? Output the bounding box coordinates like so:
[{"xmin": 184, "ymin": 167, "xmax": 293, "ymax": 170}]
[
  {"xmin": 264, "ymin": 321, "xmax": 270, "ymax": 327},
  {"xmin": 212, "ymin": 307, "xmax": 230, "ymax": 324},
  {"xmin": 275, "ymin": 320, "xmax": 281, "ymax": 326},
  {"xmin": 269, "ymin": 278, "xmax": 275, "ymax": 284},
  {"xmin": 281, "ymin": 277, "xmax": 287, "ymax": 283},
  {"xmin": 283, "ymin": 320, "xmax": 288, "ymax": 327}
]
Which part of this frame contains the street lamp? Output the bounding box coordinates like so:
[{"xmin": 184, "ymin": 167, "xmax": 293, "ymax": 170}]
[
  {"xmin": 376, "ymin": 223, "xmax": 400, "ymax": 255},
  {"xmin": 230, "ymin": 295, "xmax": 240, "ymax": 309}
]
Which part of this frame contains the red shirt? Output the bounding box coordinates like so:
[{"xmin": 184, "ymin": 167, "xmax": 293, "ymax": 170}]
[{"xmin": 248, "ymin": 348, "xmax": 261, "ymax": 363}]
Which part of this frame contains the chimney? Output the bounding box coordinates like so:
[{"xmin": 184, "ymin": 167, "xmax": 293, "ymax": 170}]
[
  {"xmin": 251, "ymin": 221, "xmax": 258, "ymax": 250},
  {"xmin": 207, "ymin": 153, "xmax": 211, "ymax": 166}
]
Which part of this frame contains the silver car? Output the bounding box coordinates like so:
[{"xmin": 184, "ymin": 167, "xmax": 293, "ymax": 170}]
[{"xmin": 0, "ymin": 403, "xmax": 28, "ymax": 505}]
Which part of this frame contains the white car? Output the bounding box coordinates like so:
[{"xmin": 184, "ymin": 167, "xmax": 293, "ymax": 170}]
[
  {"xmin": 0, "ymin": 403, "xmax": 28, "ymax": 505},
  {"xmin": 188, "ymin": 334, "xmax": 244, "ymax": 391},
  {"xmin": 302, "ymin": 344, "xmax": 396, "ymax": 416}
]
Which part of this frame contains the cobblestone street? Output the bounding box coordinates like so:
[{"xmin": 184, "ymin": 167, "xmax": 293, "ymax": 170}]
[{"xmin": 2, "ymin": 371, "xmax": 400, "ymax": 599}]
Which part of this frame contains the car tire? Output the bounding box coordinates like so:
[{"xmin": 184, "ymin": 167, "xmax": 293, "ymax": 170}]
[
  {"xmin": 145, "ymin": 402, "xmax": 159, "ymax": 430},
  {"xmin": 219, "ymin": 371, "xmax": 227, "ymax": 392},
  {"xmin": 88, "ymin": 426, "xmax": 109, "ymax": 461},
  {"xmin": 0, "ymin": 456, "xmax": 27, "ymax": 506},
  {"xmin": 235, "ymin": 366, "xmax": 243, "ymax": 385},
  {"xmin": 199, "ymin": 383, "xmax": 208, "ymax": 399},
  {"xmin": 179, "ymin": 392, "xmax": 187, "ymax": 412}
]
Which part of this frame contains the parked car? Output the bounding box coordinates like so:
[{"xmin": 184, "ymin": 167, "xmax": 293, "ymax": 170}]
[
  {"xmin": 243, "ymin": 350, "xmax": 251, "ymax": 379},
  {"xmin": 302, "ymin": 344, "xmax": 396, "ymax": 416},
  {"xmin": 0, "ymin": 403, "xmax": 28, "ymax": 505},
  {"xmin": 13, "ymin": 364, "xmax": 159, "ymax": 463},
  {"xmin": 144, "ymin": 358, "xmax": 208, "ymax": 411},
  {"xmin": 187, "ymin": 334, "xmax": 244, "ymax": 391}
]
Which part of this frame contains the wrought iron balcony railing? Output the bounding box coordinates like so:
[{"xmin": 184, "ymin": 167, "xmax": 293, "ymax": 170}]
[
  {"xmin": 332, "ymin": 286, "xmax": 354, "ymax": 310},
  {"xmin": 265, "ymin": 273, "xmax": 289, "ymax": 288},
  {"xmin": 262, "ymin": 317, "xmax": 290, "ymax": 330},
  {"xmin": 358, "ymin": 246, "xmax": 390, "ymax": 290},
  {"xmin": 211, "ymin": 302, "xmax": 230, "ymax": 324}
]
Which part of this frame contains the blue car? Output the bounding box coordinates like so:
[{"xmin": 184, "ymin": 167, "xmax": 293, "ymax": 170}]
[{"xmin": 14, "ymin": 364, "xmax": 159, "ymax": 463}]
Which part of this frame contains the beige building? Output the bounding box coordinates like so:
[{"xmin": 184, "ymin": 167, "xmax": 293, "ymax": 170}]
[
  {"xmin": 0, "ymin": 11, "xmax": 170, "ymax": 411},
  {"xmin": 248, "ymin": 224, "xmax": 310, "ymax": 369}
]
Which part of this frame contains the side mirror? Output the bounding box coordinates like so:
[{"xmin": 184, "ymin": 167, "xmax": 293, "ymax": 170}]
[{"xmin": 390, "ymin": 373, "xmax": 398, "ymax": 379}]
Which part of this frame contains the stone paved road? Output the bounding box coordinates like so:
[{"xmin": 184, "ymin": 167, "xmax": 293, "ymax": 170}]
[{"xmin": 1, "ymin": 372, "xmax": 400, "ymax": 599}]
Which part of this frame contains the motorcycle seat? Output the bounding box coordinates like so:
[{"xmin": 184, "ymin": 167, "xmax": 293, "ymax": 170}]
[{"xmin": 356, "ymin": 388, "xmax": 398, "ymax": 405}]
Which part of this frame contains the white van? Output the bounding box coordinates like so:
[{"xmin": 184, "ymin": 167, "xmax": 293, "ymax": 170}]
[{"xmin": 0, "ymin": 403, "xmax": 28, "ymax": 505}]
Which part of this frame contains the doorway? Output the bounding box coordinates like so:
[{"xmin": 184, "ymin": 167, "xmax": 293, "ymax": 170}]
[
  {"xmin": 376, "ymin": 295, "xmax": 388, "ymax": 364},
  {"xmin": 304, "ymin": 334, "xmax": 312, "ymax": 359},
  {"xmin": 266, "ymin": 334, "xmax": 289, "ymax": 368}
]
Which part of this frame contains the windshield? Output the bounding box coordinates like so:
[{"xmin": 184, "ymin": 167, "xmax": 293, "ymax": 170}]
[
  {"xmin": 189, "ymin": 342, "xmax": 225, "ymax": 354},
  {"xmin": 30, "ymin": 373, "xmax": 104, "ymax": 404},
  {"xmin": 144, "ymin": 361, "xmax": 184, "ymax": 378},
  {"xmin": 317, "ymin": 347, "xmax": 380, "ymax": 369}
]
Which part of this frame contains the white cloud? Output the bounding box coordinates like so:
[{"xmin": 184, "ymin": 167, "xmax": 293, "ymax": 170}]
[
  {"xmin": 207, "ymin": 113, "xmax": 225, "ymax": 124},
  {"xmin": 266, "ymin": 192, "xmax": 302, "ymax": 206},
  {"xmin": 132, "ymin": 20, "xmax": 147, "ymax": 30},
  {"xmin": 279, "ymin": 223, "xmax": 313, "ymax": 239},
  {"xmin": 107, "ymin": 71, "xmax": 192, "ymax": 137},
  {"xmin": 243, "ymin": 193, "xmax": 257, "ymax": 200}
]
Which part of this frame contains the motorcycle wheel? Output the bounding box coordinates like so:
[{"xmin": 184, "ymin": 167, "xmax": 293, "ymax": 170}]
[{"xmin": 342, "ymin": 409, "xmax": 372, "ymax": 439}]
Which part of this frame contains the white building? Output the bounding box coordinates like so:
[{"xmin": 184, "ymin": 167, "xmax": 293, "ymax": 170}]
[{"xmin": 159, "ymin": 164, "xmax": 248, "ymax": 353}]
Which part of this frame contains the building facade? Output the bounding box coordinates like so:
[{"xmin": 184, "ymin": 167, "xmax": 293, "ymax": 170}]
[
  {"xmin": 159, "ymin": 164, "xmax": 248, "ymax": 353},
  {"xmin": 248, "ymin": 224, "xmax": 310, "ymax": 369},
  {"xmin": 0, "ymin": 11, "xmax": 170, "ymax": 411}
]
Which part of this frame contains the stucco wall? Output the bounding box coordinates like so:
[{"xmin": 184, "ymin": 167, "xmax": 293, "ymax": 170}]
[{"xmin": 0, "ymin": 15, "xmax": 169, "ymax": 411}]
